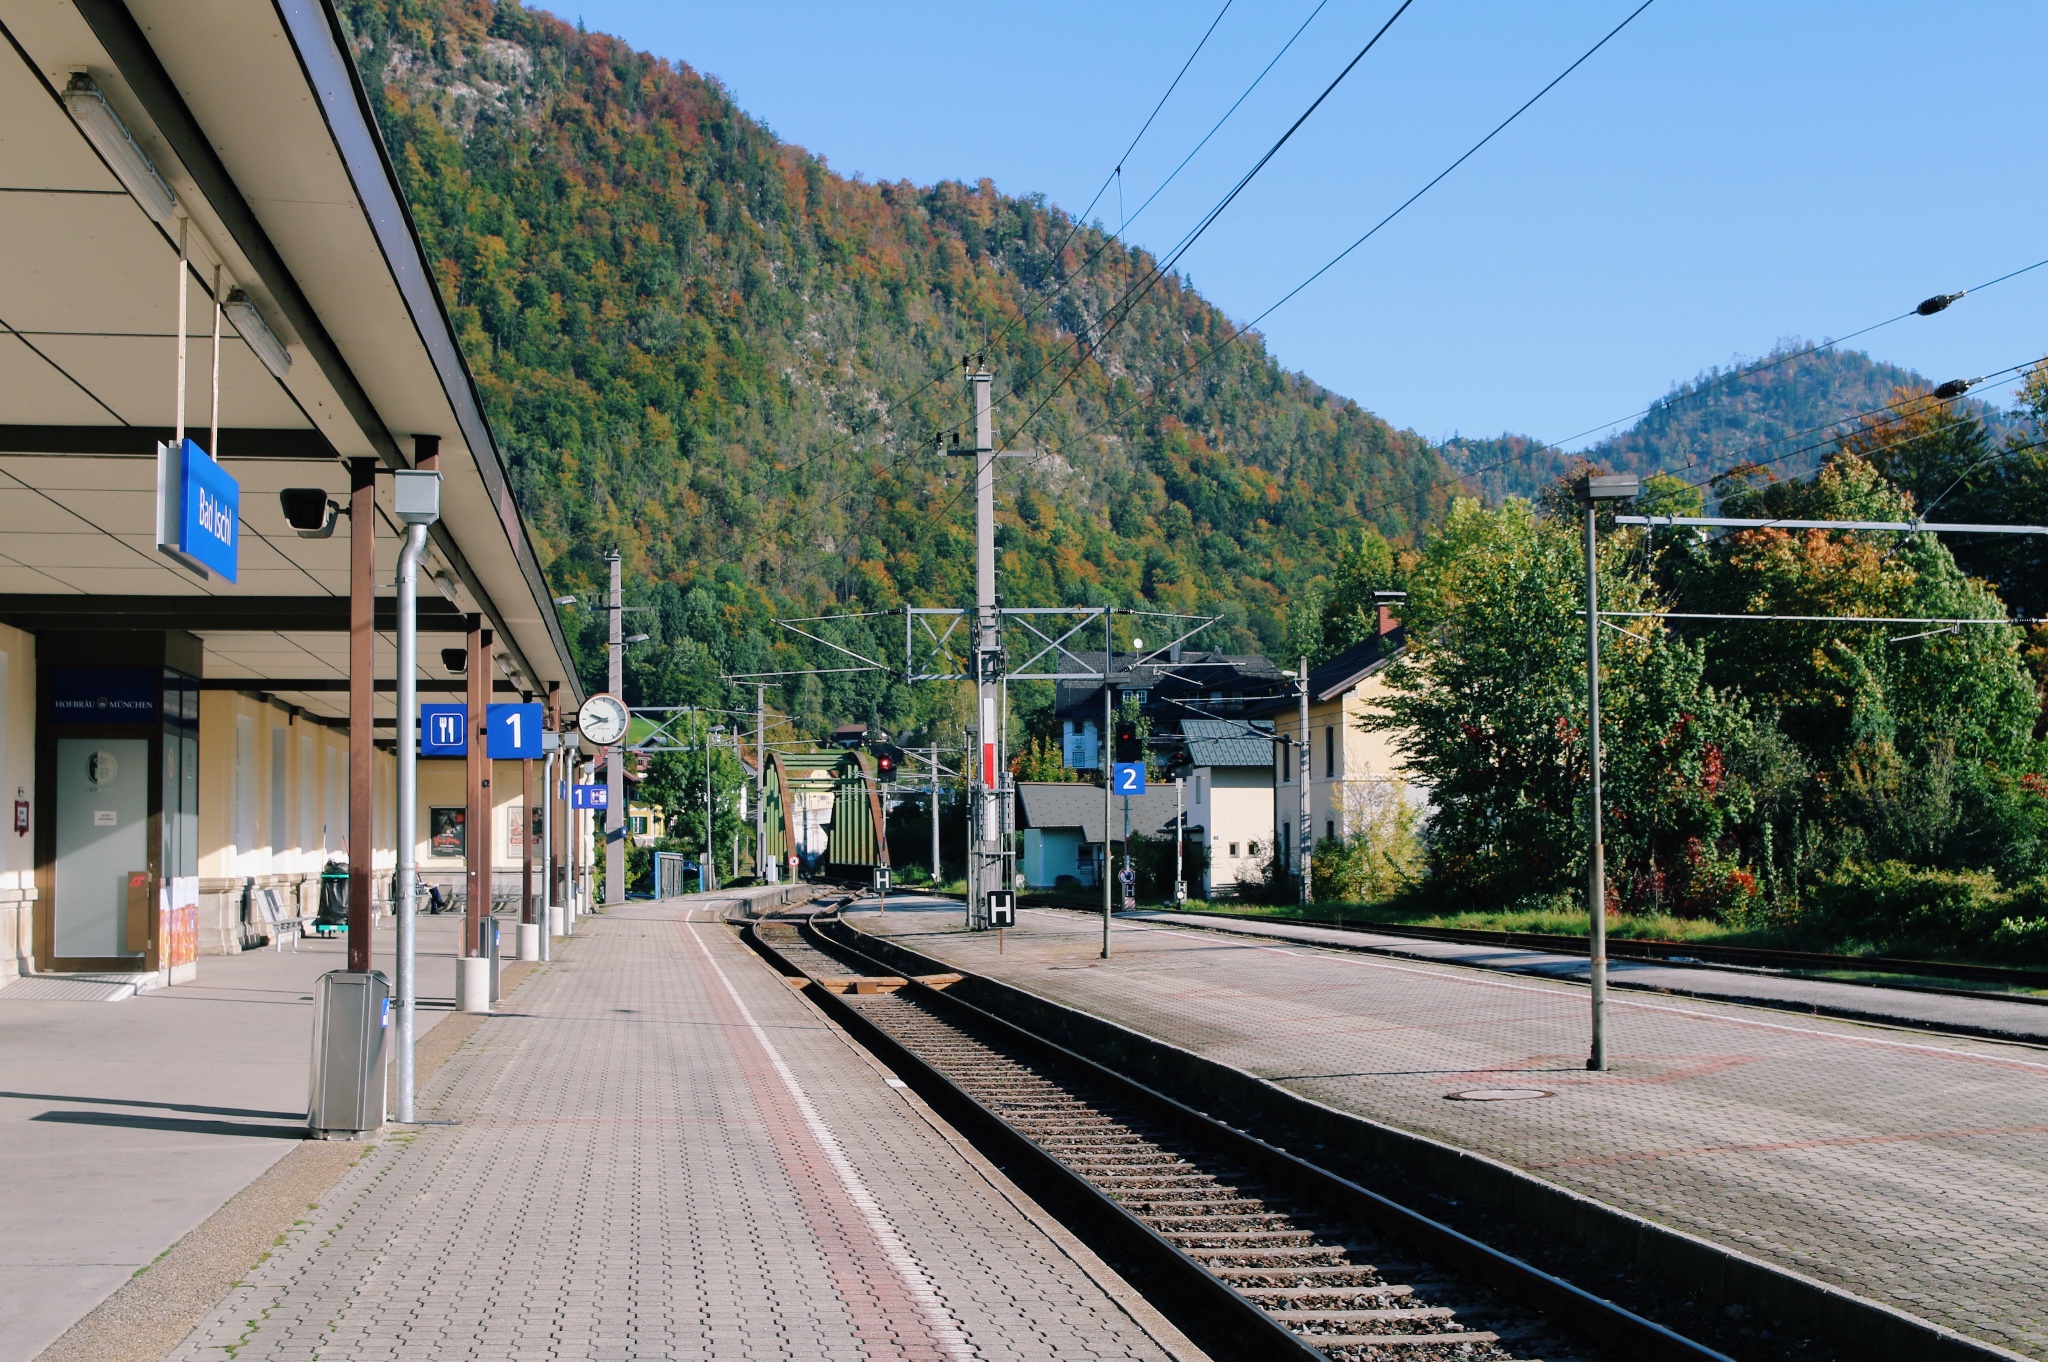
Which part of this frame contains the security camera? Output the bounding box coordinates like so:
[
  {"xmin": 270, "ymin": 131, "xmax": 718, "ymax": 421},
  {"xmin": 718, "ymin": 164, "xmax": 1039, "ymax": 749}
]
[{"xmin": 279, "ymin": 488, "xmax": 341, "ymax": 538}]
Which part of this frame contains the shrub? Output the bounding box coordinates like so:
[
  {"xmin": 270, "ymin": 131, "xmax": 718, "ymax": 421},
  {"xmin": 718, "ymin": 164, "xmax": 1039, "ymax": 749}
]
[
  {"xmin": 1808, "ymin": 860, "xmax": 2005, "ymax": 949},
  {"xmin": 1312, "ymin": 785, "xmax": 1425, "ymax": 905}
]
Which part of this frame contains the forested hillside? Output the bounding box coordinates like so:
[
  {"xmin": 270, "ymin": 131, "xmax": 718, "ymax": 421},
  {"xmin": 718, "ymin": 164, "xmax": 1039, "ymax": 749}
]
[
  {"xmin": 338, "ymin": 0, "xmax": 1451, "ymax": 733},
  {"xmin": 1443, "ymin": 343, "xmax": 2011, "ymax": 504}
]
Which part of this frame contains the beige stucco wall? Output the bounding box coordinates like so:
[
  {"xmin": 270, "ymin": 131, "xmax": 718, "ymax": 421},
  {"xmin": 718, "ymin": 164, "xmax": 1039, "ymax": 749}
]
[
  {"xmin": 416, "ymin": 757, "xmax": 545, "ymax": 902},
  {"xmin": 1275, "ymin": 671, "xmax": 1418, "ymax": 853},
  {"xmin": 195, "ymin": 692, "xmax": 394, "ymax": 956},
  {"xmin": 1190, "ymin": 765, "xmax": 1272, "ymax": 897},
  {"xmin": 0, "ymin": 626, "xmax": 35, "ymax": 982}
]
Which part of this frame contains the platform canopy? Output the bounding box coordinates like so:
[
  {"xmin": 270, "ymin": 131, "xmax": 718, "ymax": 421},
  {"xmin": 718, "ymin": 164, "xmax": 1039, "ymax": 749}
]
[{"xmin": 0, "ymin": 0, "xmax": 579, "ymax": 719}]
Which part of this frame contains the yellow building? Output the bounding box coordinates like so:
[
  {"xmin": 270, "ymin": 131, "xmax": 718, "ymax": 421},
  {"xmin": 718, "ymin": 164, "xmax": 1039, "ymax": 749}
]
[{"xmin": 1256, "ymin": 628, "xmax": 1419, "ymax": 868}]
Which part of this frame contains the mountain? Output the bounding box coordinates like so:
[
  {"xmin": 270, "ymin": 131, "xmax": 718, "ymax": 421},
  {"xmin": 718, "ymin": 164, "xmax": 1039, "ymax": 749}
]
[
  {"xmin": 337, "ymin": 0, "xmax": 1454, "ymax": 723},
  {"xmin": 1442, "ymin": 343, "xmax": 2016, "ymax": 504}
]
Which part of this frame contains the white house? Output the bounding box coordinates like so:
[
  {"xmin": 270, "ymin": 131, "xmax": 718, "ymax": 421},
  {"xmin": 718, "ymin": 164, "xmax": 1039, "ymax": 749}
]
[{"xmin": 1179, "ymin": 720, "xmax": 1275, "ymax": 898}]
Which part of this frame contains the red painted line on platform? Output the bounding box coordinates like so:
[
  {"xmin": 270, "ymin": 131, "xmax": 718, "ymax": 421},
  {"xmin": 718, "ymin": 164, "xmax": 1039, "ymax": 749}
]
[{"xmin": 681, "ymin": 918, "xmax": 972, "ymax": 1362}]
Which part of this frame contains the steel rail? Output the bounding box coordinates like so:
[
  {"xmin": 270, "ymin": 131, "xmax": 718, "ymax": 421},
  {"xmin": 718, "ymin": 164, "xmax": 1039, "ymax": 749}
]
[{"xmin": 740, "ymin": 908, "xmax": 1732, "ymax": 1362}]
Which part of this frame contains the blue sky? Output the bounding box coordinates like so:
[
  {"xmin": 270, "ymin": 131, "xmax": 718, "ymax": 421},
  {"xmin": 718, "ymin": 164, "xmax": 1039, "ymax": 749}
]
[{"xmin": 561, "ymin": 1, "xmax": 2048, "ymax": 449}]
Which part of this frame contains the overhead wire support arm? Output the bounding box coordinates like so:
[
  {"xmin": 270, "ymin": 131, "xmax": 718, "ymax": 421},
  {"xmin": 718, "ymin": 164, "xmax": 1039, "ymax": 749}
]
[{"xmin": 1616, "ymin": 514, "xmax": 2048, "ymax": 536}]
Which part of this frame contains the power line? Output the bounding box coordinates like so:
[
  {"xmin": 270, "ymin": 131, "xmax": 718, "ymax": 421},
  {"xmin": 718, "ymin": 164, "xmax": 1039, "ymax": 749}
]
[
  {"xmin": 962, "ymin": 0, "xmax": 1665, "ymax": 520},
  {"xmin": 627, "ymin": 3, "xmax": 1275, "ymax": 577},
  {"xmin": 990, "ymin": 0, "xmax": 1422, "ymax": 442}
]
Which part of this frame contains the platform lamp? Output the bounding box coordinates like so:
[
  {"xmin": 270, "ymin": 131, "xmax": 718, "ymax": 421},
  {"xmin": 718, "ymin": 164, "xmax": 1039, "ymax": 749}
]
[
  {"xmin": 391, "ymin": 468, "xmax": 441, "ymax": 1124},
  {"xmin": 1574, "ymin": 472, "xmax": 1638, "ymax": 1073}
]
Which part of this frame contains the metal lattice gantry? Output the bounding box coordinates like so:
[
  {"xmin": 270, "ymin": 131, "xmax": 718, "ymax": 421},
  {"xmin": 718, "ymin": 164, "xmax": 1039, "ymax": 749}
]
[{"xmin": 774, "ymin": 604, "xmax": 1225, "ymax": 684}]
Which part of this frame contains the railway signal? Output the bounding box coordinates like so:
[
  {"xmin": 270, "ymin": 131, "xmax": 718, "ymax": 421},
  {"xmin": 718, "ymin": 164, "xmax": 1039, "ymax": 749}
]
[
  {"xmin": 873, "ymin": 741, "xmax": 902, "ymax": 783},
  {"xmin": 1113, "ymin": 718, "xmax": 1141, "ymax": 763}
]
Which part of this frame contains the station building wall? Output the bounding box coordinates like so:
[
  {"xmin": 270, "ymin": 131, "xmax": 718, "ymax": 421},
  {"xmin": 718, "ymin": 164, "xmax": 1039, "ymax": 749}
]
[{"xmin": 0, "ymin": 625, "xmax": 36, "ymax": 984}]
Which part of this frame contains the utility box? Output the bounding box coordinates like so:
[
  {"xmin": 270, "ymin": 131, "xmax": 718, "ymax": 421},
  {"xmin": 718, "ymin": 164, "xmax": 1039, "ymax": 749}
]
[{"xmin": 308, "ymin": 970, "xmax": 390, "ymax": 1139}]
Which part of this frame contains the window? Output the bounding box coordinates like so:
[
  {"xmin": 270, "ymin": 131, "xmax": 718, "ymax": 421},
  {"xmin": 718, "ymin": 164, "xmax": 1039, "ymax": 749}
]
[
  {"xmin": 1281, "ymin": 743, "xmax": 1291, "ymax": 784},
  {"xmin": 1326, "ymin": 819, "xmax": 1335, "ymax": 842},
  {"xmin": 1324, "ymin": 726, "xmax": 1335, "ymax": 778},
  {"xmin": 1228, "ymin": 842, "xmax": 1240, "ymax": 857},
  {"xmin": 1248, "ymin": 840, "xmax": 1261, "ymax": 857}
]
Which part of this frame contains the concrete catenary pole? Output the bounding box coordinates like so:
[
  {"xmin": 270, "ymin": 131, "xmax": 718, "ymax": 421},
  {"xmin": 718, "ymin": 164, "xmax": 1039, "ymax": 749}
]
[
  {"xmin": 970, "ymin": 366, "xmax": 1005, "ymax": 932},
  {"xmin": 1102, "ymin": 605, "xmax": 1113, "ymax": 959},
  {"xmin": 1585, "ymin": 500, "xmax": 1609, "ymax": 1071},
  {"xmin": 1298, "ymin": 655, "xmax": 1311, "ymax": 908},
  {"xmin": 756, "ymin": 684, "xmax": 769, "ymax": 883},
  {"xmin": 605, "ymin": 551, "xmax": 624, "ymax": 906}
]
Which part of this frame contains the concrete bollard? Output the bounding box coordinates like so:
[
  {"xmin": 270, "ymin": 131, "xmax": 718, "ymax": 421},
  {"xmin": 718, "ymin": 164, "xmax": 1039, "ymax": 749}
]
[
  {"xmin": 455, "ymin": 956, "xmax": 491, "ymax": 1013},
  {"xmin": 550, "ymin": 901, "xmax": 566, "ymax": 937},
  {"xmin": 517, "ymin": 923, "xmax": 540, "ymax": 961}
]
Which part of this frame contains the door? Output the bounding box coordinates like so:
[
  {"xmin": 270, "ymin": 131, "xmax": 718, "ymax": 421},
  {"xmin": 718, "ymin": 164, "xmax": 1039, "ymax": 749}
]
[{"xmin": 53, "ymin": 738, "xmax": 151, "ymax": 959}]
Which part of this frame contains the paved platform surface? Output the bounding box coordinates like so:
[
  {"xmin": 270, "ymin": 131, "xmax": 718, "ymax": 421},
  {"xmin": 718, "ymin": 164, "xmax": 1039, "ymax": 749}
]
[
  {"xmin": 857, "ymin": 902, "xmax": 2048, "ymax": 1359},
  {"xmin": 165, "ymin": 897, "xmax": 1196, "ymax": 1362},
  {"xmin": 0, "ymin": 913, "xmax": 467, "ymax": 1362},
  {"xmin": 1133, "ymin": 909, "xmax": 2048, "ymax": 1042}
]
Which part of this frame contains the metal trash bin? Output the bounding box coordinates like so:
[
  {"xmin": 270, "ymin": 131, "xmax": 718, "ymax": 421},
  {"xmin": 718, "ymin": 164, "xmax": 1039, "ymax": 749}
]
[
  {"xmin": 313, "ymin": 859, "xmax": 349, "ymax": 937},
  {"xmin": 308, "ymin": 969, "xmax": 390, "ymax": 1138}
]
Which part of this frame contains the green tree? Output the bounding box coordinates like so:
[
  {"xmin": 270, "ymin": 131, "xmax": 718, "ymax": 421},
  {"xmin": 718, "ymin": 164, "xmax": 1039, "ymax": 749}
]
[{"xmin": 1370, "ymin": 496, "xmax": 1764, "ymax": 911}]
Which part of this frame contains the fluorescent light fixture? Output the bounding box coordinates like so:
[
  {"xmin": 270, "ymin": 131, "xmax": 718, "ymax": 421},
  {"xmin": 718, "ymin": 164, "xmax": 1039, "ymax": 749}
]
[
  {"xmin": 62, "ymin": 73, "xmax": 176, "ymax": 226},
  {"xmin": 223, "ymin": 288, "xmax": 292, "ymax": 377}
]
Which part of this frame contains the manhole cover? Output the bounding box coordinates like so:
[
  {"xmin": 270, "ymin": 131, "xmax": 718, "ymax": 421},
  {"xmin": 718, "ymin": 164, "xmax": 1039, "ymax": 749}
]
[{"xmin": 1446, "ymin": 1088, "xmax": 1552, "ymax": 1102}]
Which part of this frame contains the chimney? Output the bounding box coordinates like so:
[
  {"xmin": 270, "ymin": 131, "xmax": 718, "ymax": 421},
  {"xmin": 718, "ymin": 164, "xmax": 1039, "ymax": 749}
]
[
  {"xmin": 1169, "ymin": 639, "xmax": 1182, "ymax": 663},
  {"xmin": 1373, "ymin": 590, "xmax": 1407, "ymax": 637}
]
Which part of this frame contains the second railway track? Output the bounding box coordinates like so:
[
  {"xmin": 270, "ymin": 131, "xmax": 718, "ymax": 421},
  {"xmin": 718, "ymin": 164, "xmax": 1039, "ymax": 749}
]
[{"xmin": 743, "ymin": 909, "xmax": 1735, "ymax": 1362}]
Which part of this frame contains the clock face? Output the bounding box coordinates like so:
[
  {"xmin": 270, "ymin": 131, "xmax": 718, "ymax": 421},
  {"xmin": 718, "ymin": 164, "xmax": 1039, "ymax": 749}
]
[{"xmin": 578, "ymin": 693, "xmax": 630, "ymax": 745}]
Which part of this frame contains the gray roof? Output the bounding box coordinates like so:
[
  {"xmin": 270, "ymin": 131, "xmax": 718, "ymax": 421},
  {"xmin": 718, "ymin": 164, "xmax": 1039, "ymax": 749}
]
[
  {"xmin": 1017, "ymin": 782, "xmax": 1184, "ymax": 843},
  {"xmin": 1180, "ymin": 718, "xmax": 1274, "ymax": 769},
  {"xmin": 1246, "ymin": 629, "xmax": 1408, "ymax": 718}
]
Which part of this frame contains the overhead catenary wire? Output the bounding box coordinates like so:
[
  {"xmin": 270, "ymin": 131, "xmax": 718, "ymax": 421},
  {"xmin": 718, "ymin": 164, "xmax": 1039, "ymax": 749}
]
[
  {"xmin": 988, "ymin": 0, "xmax": 1423, "ymax": 440},
  {"xmin": 957, "ymin": 0, "xmax": 1666, "ymax": 521},
  {"xmin": 632, "ymin": 1, "xmax": 1297, "ymax": 578}
]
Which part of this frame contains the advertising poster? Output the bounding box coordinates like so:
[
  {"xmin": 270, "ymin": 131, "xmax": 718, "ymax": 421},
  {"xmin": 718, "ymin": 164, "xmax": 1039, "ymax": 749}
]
[{"xmin": 429, "ymin": 807, "xmax": 465, "ymax": 858}]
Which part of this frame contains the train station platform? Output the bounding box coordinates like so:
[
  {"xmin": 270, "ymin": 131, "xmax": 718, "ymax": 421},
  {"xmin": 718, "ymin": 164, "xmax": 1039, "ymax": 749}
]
[
  {"xmin": 1133, "ymin": 909, "xmax": 2048, "ymax": 1043},
  {"xmin": 1, "ymin": 911, "xmax": 467, "ymax": 1362},
  {"xmin": 136, "ymin": 896, "xmax": 1197, "ymax": 1362},
  {"xmin": 854, "ymin": 903, "xmax": 2048, "ymax": 1360}
]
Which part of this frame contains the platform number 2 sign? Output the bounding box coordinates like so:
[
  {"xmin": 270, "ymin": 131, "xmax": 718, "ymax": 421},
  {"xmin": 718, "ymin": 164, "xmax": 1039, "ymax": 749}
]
[{"xmin": 1112, "ymin": 762, "xmax": 1146, "ymax": 796}]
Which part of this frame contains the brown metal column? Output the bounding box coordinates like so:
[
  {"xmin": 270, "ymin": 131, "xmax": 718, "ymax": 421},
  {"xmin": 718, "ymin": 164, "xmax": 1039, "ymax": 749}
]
[
  {"xmin": 465, "ymin": 619, "xmax": 492, "ymax": 956},
  {"xmin": 347, "ymin": 457, "xmax": 377, "ymax": 973},
  {"xmin": 546, "ymin": 682, "xmax": 563, "ymax": 910},
  {"xmin": 521, "ymin": 691, "xmax": 535, "ymax": 927}
]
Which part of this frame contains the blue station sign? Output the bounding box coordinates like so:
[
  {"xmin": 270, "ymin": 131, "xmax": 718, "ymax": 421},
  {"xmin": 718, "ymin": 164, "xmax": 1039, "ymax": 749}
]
[
  {"xmin": 571, "ymin": 784, "xmax": 609, "ymax": 810},
  {"xmin": 419, "ymin": 703, "xmax": 467, "ymax": 756},
  {"xmin": 486, "ymin": 703, "xmax": 544, "ymax": 759},
  {"xmin": 1112, "ymin": 762, "xmax": 1147, "ymax": 796},
  {"xmin": 156, "ymin": 439, "xmax": 239, "ymax": 582}
]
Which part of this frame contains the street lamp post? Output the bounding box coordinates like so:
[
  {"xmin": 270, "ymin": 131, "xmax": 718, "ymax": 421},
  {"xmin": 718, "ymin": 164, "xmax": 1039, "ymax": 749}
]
[
  {"xmin": 390, "ymin": 468, "xmax": 439, "ymax": 1125},
  {"xmin": 1576, "ymin": 472, "xmax": 1638, "ymax": 1073}
]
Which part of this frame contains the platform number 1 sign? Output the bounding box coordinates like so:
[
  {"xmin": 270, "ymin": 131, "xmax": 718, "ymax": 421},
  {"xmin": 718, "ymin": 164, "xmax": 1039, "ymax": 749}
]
[
  {"xmin": 487, "ymin": 703, "xmax": 544, "ymax": 759},
  {"xmin": 1112, "ymin": 762, "xmax": 1146, "ymax": 796}
]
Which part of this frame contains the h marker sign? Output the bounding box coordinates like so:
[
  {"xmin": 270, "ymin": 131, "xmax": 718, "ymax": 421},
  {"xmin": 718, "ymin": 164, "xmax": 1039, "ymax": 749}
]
[{"xmin": 155, "ymin": 439, "xmax": 239, "ymax": 582}]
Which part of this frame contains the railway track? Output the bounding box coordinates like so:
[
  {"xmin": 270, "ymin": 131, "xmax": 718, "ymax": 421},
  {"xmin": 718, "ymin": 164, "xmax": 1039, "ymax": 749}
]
[{"xmin": 743, "ymin": 910, "xmax": 1733, "ymax": 1362}]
